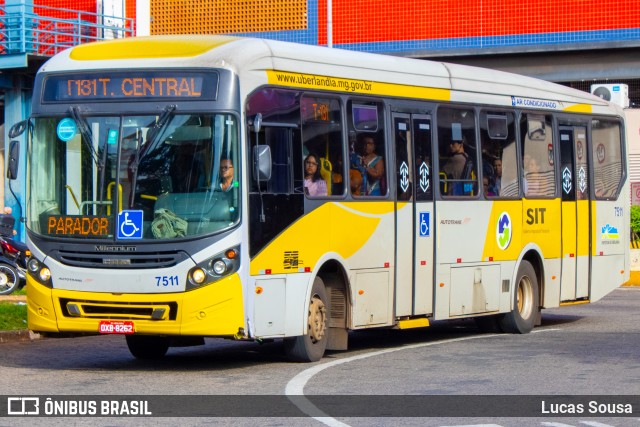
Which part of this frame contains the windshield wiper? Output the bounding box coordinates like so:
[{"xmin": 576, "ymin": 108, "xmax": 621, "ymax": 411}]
[
  {"xmin": 146, "ymin": 104, "xmax": 176, "ymax": 145},
  {"xmin": 69, "ymin": 106, "xmax": 110, "ymax": 213},
  {"xmin": 128, "ymin": 105, "xmax": 176, "ymax": 204},
  {"xmin": 69, "ymin": 106, "xmax": 101, "ymax": 168},
  {"xmin": 129, "ymin": 131, "xmax": 144, "ymax": 207},
  {"xmin": 133, "ymin": 104, "xmax": 176, "ymax": 166}
]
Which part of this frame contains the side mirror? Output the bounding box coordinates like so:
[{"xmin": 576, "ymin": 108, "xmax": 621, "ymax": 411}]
[
  {"xmin": 8, "ymin": 120, "xmax": 27, "ymax": 139},
  {"xmin": 253, "ymin": 145, "xmax": 271, "ymax": 181},
  {"xmin": 251, "ymin": 113, "xmax": 262, "ymax": 134},
  {"xmin": 7, "ymin": 140, "xmax": 19, "ymax": 180}
]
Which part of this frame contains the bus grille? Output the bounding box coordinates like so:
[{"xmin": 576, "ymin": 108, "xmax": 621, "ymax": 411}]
[
  {"xmin": 59, "ymin": 298, "xmax": 178, "ymax": 320},
  {"xmin": 53, "ymin": 249, "xmax": 189, "ymax": 269}
]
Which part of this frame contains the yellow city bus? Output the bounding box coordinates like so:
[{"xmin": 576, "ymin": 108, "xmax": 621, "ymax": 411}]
[{"xmin": 10, "ymin": 35, "xmax": 629, "ymax": 362}]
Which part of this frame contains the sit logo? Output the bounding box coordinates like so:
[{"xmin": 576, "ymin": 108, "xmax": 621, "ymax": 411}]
[{"xmin": 496, "ymin": 212, "xmax": 512, "ymax": 250}]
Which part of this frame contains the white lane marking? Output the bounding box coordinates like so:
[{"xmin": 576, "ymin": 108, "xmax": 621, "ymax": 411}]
[
  {"xmin": 286, "ymin": 335, "xmax": 504, "ymax": 426},
  {"xmin": 540, "ymin": 423, "xmax": 577, "ymax": 427},
  {"xmin": 440, "ymin": 425, "xmax": 504, "ymax": 427},
  {"xmin": 287, "ymin": 329, "xmax": 560, "ymax": 426},
  {"xmin": 540, "ymin": 423, "xmax": 616, "ymax": 427},
  {"xmin": 579, "ymin": 422, "xmax": 616, "ymax": 427}
]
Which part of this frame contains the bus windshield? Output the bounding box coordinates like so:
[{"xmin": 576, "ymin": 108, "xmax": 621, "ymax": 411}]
[{"xmin": 28, "ymin": 113, "xmax": 240, "ymax": 240}]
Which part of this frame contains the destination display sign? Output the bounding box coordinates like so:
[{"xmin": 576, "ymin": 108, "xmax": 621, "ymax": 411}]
[
  {"xmin": 42, "ymin": 71, "xmax": 218, "ymax": 102},
  {"xmin": 47, "ymin": 215, "xmax": 111, "ymax": 237}
]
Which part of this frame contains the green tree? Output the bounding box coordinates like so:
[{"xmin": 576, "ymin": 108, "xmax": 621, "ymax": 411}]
[{"xmin": 631, "ymin": 205, "xmax": 640, "ymax": 238}]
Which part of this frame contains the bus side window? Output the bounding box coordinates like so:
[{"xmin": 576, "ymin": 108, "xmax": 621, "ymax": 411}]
[
  {"xmin": 592, "ymin": 119, "xmax": 623, "ymax": 199},
  {"xmin": 246, "ymin": 88, "xmax": 301, "ymax": 195},
  {"xmin": 520, "ymin": 113, "xmax": 555, "ymax": 198},
  {"xmin": 480, "ymin": 111, "xmax": 519, "ymax": 198},
  {"xmin": 348, "ymin": 100, "xmax": 386, "ymax": 197},
  {"xmin": 437, "ymin": 107, "xmax": 478, "ymax": 197},
  {"xmin": 301, "ymin": 95, "xmax": 343, "ymax": 197},
  {"xmin": 413, "ymin": 116, "xmax": 433, "ymax": 202}
]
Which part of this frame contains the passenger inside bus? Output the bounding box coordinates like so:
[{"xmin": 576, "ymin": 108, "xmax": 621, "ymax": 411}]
[
  {"xmin": 358, "ymin": 134, "xmax": 385, "ymax": 196},
  {"xmin": 483, "ymin": 176, "xmax": 496, "ymax": 197},
  {"xmin": 493, "ymin": 158, "xmax": 502, "ymax": 195},
  {"xmin": 442, "ymin": 139, "xmax": 471, "ymax": 195},
  {"xmin": 350, "ymin": 169, "xmax": 363, "ymax": 195},
  {"xmin": 303, "ymin": 153, "xmax": 328, "ymax": 196},
  {"xmin": 218, "ymin": 157, "xmax": 236, "ymax": 192}
]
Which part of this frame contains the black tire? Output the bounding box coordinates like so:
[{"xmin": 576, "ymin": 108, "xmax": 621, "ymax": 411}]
[
  {"xmin": 0, "ymin": 263, "xmax": 20, "ymax": 295},
  {"xmin": 500, "ymin": 260, "xmax": 539, "ymax": 334},
  {"xmin": 125, "ymin": 335, "xmax": 170, "ymax": 359},
  {"xmin": 284, "ymin": 277, "xmax": 329, "ymax": 362}
]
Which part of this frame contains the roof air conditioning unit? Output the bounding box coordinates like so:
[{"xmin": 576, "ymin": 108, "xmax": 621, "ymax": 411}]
[{"xmin": 590, "ymin": 83, "xmax": 629, "ymax": 108}]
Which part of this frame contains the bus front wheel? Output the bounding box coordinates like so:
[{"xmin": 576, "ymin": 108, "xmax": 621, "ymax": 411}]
[
  {"xmin": 126, "ymin": 335, "xmax": 170, "ymax": 359},
  {"xmin": 500, "ymin": 260, "xmax": 539, "ymax": 334},
  {"xmin": 284, "ymin": 277, "xmax": 329, "ymax": 362}
]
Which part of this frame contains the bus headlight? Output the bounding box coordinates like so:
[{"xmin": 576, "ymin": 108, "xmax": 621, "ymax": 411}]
[
  {"xmin": 27, "ymin": 257, "xmax": 53, "ymax": 288},
  {"xmin": 27, "ymin": 258, "xmax": 40, "ymax": 272},
  {"xmin": 212, "ymin": 260, "xmax": 228, "ymax": 275},
  {"xmin": 186, "ymin": 246, "xmax": 240, "ymax": 291},
  {"xmin": 190, "ymin": 268, "xmax": 206, "ymax": 285},
  {"xmin": 39, "ymin": 267, "xmax": 52, "ymax": 282}
]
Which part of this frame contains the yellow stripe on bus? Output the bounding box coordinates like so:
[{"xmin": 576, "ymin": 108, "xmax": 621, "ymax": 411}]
[
  {"xmin": 559, "ymin": 299, "xmax": 590, "ymax": 306},
  {"xmin": 70, "ymin": 35, "xmax": 238, "ymax": 61},
  {"xmin": 396, "ymin": 318, "xmax": 430, "ymax": 329},
  {"xmin": 481, "ymin": 199, "xmax": 563, "ymax": 262},
  {"xmin": 563, "ymin": 104, "xmax": 592, "ymax": 113},
  {"xmin": 267, "ymin": 70, "xmax": 451, "ymax": 101},
  {"xmin": 250, "ymin": 201, "xmax": 392, "ymax": 275}
]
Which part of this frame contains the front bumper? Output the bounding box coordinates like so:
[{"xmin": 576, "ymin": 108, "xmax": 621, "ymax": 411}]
[{"xmin": 27, "ymin": 273, "xmax": 245, "ymax": 337}]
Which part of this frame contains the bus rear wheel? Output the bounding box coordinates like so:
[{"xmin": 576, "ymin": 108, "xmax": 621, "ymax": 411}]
[
  {"xmin": 500, "ymin": 260, "xmax": 539, "ymax": 334},
  {"xmin": 284, "ymin": 277, "xmax": 328, "ymax": 362},
  {"xmin": 126, "ymin": 335, "xmax": 170, "ymax": 359}
]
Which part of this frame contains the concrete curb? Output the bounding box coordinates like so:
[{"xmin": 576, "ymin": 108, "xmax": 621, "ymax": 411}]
[
  {"xmin": 0, "ymin": 329, "xmax": 40, "ymax": 343},
  {"xmin": 0, "ymin": 295, "xmax": 26, "ymax": 303}
]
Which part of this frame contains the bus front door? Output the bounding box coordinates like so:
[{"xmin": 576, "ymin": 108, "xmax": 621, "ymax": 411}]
[
  {"xmin": 392, "ymin": 113, "xmax": 434, "ymax": 317},
  {"xmin": 559, "ymin": 125, "xmax": 590, "ymax": 301}
]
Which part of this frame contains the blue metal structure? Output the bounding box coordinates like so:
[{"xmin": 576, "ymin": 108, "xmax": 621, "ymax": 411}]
[{"xmin": 0, "ymin": 1, "xmax": 133, "ymax": 241}]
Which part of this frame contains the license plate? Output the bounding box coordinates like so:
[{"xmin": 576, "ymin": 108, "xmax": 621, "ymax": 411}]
[{"xmin": 99, "ymin": 320, "xmax": 135, "ymax": 334}]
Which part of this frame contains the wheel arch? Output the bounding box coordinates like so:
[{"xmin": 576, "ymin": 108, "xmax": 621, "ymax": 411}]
[
  {"xmin": 316, "ymin": 257, "xmax": 350, "ymax": 351},
  {"xmin": 516, "ymin": 245, "xmax": 544, "ymax": 327},
  {"xmin": 521, "ymin": 250, "xmax": 544, "ymax": 303}
]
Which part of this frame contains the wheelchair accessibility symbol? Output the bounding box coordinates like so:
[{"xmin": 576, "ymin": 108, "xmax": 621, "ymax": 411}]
[{"xmin": 117, "ymin": 210, "xmax": 143, "ymax": 239}]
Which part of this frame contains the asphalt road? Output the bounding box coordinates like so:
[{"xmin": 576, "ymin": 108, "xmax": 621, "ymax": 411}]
[{"xmin": 0, "ymin": 287, "xmax": 638, "ymax": 427}]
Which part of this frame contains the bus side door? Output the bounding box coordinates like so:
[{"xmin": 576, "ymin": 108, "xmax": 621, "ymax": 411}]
[
  {"xmin": 559, "ymin": 125, "xmax": 590, "ymax": 301},
  {"xmin": 392, "ymin": 113, "xmax": 434, "ymax": 317}
]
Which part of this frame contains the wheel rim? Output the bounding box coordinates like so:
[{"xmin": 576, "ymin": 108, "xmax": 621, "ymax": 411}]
[
  {"xmin": 307, "ymin": 294, "xmax": 327, "ymax": 343},
  {"xmin": 0, "ymin": 267, "xmax": 16, "ymax": 291},
  {"xmin": 516, "ymin": 274, "xmax": 534, "ymax": 319}
]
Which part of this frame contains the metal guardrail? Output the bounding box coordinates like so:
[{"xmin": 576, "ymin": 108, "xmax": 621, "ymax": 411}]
[{"xmin": 0, "ymin": 3, "xmax": 134, "ymax": 57}]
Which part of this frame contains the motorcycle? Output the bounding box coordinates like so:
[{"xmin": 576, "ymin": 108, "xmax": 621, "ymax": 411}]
[{"xmin": 0, "ymin": 237, "xmax": 29, "ymax": 295}]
